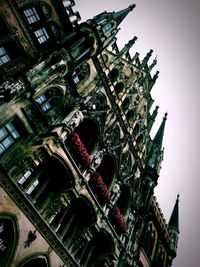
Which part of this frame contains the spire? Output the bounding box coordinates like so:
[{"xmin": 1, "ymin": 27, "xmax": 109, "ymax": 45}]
[
  {"xmin": 168, "ymin": 194, "xmax": 180, "ymax": 232},
  {"xmin": 113, "ymin": 4, "xmax": 136, "ymax": 26},
  {"xmin": 153, "ymin": 112, "xmax": 167, "ymax": 150},
  {"xmin": 147, "ymin": 105, "xmax": 159, "ymax": 133}
]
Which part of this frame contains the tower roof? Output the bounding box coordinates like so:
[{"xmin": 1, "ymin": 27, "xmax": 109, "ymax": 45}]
[
  {"xmin": 168, "ymin": 194, "xmax": 180, "ymax": 232},
  {"xmin": 113, "ymin": 4, "xmax": 136, "ymax": 26},
  {"xmin": 153, "ymin": 112, "xmax": 167, "ymax": 150}
]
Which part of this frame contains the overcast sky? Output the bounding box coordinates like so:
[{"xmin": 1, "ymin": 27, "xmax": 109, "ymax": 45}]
[{"xmin": 75, "ymin": 0, "xmax": 200, "ymax": 266}]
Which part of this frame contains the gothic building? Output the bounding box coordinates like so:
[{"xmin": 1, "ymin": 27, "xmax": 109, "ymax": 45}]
[{"xmin": 0, "ymin": 1, "xmax": 179, "ymax": 267}]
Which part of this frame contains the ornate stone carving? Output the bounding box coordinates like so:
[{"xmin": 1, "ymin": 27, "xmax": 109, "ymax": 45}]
[
  {"xmin": 67, "ymin": 110, "xmax": 85, "ymax": 131},
  {"xmin": 0, "ymin": 79, "xmax": 25, "ymax": 101},
  {"xmin": 110, "ymin": 181, "xmax": 121, "ymax": 207},
  {"xmin": 24, "ymin": 230, "xmax": 37, "ymax": 248}
]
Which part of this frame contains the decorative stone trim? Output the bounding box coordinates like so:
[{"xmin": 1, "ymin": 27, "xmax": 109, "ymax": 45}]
[{"xmin": 0, "ymin": 169, "xmax": 80, "ymax": 267}]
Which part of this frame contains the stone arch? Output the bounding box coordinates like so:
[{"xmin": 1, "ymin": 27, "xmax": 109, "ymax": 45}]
[
  {"xmin": 75, "ymin": 117, "xmax": 100, "ymax": 154},
  {"xmin": 109, "ymin": 67, "xmax": 119, "ymax": 82},
  {"xmin": 102, "ymin": 53, "xmax": 109, "ymax": 64},
  {"xmin": 116, "ymin": 184, "xmax": 131, "ymax": 216},
  {"xmin": 96, "ymin": 153, "xmax": 115, "ymax": 189},
  {"xmin": 0, "ymin": 213, "xmax": 18, "ymax": 267},
  {"xmin": 18, "ymin": 254, "xmax": 49, "ymax": 267},
  {"xmin": 25, "ymin": 154, "xmax": 75, "ymax": 216},
  {"xmin": 81, "ymin": 228, "xmax": 115, "ymax": 267},
  {"xmin": 133, "ymin": 122, "xmax": 140, "ymax": 137},
  {"xmin": 127, "ymin": 110, "xmax": 135, "ymax": 125},
  {"xmin": 124, "ymin": 67, "xmax": 133, "ymax": 78},
  {"xmin": 122, "ymin": 97, "xmax": 129, "ymax": 111},
  {"xmin": 115, "ymin": 82, "xmax": 124, "ymax": 93},
  {"xmin": 54, "ymin": 195, "xmax": 97, "ymax": 253},
  {"xmin": 136, "ymin": 134, "xmax": 144, "ymax": 149}
]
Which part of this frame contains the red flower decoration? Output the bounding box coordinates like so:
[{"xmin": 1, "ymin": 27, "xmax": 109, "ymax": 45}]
[
  {"xmin": 110, "ymin": 206, "xmax": 126, "ymax": 232},
  {"xmin": 69, "ymin": 131, "xmax": 92, "ymax": 167},
  {"xmin": 91, "ymin": 172, "xmax": 111, "ymax": 202}
]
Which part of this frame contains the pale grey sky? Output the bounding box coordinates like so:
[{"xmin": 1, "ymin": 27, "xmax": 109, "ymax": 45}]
[{"xmin": 75, "ymin": 0, "xmax": 200, "ymax": 266}]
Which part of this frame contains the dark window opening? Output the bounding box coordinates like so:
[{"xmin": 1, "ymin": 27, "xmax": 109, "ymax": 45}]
[
  {"xmin": 0, "ymin": 16, "xmax": 10, "ymax": 36},
  {"xmin": 0, "ymin": 41, "xmax": 22, "ymax": 66}
]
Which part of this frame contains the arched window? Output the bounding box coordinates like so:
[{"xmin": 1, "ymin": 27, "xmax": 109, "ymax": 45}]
[
  {"xmin": 122, "ymin": 98, "xmax": 129, "ymax": 111},
  {"xmin": 109, "ymin": 68, "xmax": 119, "ymax": 82},
  {"xmin": 19, "ymin": 155, "xmax": 75, "ymax": 218},
  {"xmin": 115, "ymin": 82, "xmax": 124, "ymax": 94},
  {"xmin": 75, "ymin": 118, "xmax": 99, "ymax": 154},
  {"xmin": 50, "ymin": 196, "xmax": 96, "ymax": 255},
  {"xmin": 80, "ymin": 229, "xmax": 115, "ymax": 267},
  {"xmin": 96, "ymin": 154, "xmax": 115, "ymax": 189},
  {"xmin": 116, "ymin": 184, "xmax": 131, "ymax": 216},
  {"xmin": 19, "ymin": 255, "xmax": 49, "ymax": 267},
  {"xmin": 127, "ymin": 110, "xmax": 135, "ymax": 125},
  {"xmin": 0, "ymin": 214, "xmax": 18, "ymax": 267}
]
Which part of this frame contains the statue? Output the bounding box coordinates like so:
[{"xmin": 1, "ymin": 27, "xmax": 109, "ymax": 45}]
[
  {"xmin": 91, "ymin": 149, "xmax": 105, "ymax": 170},
  {"xmin": 110, "ymin": 181, "xmax": 121, "ymax": 206},
  {"xmin": 67, "ymin": 110, "xmax": 85, "ymax": 131},
  {"xmin": 24, "ymin": 230, "xmax": 37, "ymax": 248}
]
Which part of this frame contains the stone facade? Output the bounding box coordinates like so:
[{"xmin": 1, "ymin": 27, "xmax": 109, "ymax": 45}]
[{"xmin": 0, "ymin": 1, "xmax": 179, "ymax": 266}]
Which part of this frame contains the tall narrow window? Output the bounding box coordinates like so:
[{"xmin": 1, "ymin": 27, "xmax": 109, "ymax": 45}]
[
  {"xmin": 102, "ymin": 23, "xmax": 112, "ymax": 33},
  {"xmin": 26, "ymin": 179, "xmax": 39, "ymax": 195},
  {"xmin": 18, "ymin": 169, "xmax": 34, "ymax": 185},
  {"xmin": 0, "ymin": 47, "xmax": 10, "ymax": 66},
  {"xmin": 34, "ymin": 28, "xmax": 49, "ymax": 44},
  {"xmin": 0, "ymin": 15, "xmax": 10, "ymax": 36},
  {"xmin": 24, "ymin": 7, "xmax": 40, "ymax": 24},
  {"xmin": 0, "ymin": 119, "xmax": 22, "ymax": 155}
]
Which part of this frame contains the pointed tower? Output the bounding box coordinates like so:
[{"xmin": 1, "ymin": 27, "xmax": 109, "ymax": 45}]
[
  {"xmin": 153, "ymin": 112, "xmax": 167, "ymax": 150},
  {"xmin": 113, "ymin": 4, "xmax": 136, "ymax": 24},
  {"xmin": 147, "ymin": 105, "xmax": 159, "ymax": 133},
  {"xmin": 83, "ymin": 4, "xmax": 136, "ymax": 54},
  {"xmin": 61, "ymin": 4, "xmax": 136, "ymax": 68},
  {"xmin": 168, "ymin": 194, "xmax": 180, "ymax": 255},
  {"xmin": 146, "ymin": 113, "xmax": 167, "ymax": 184}
]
